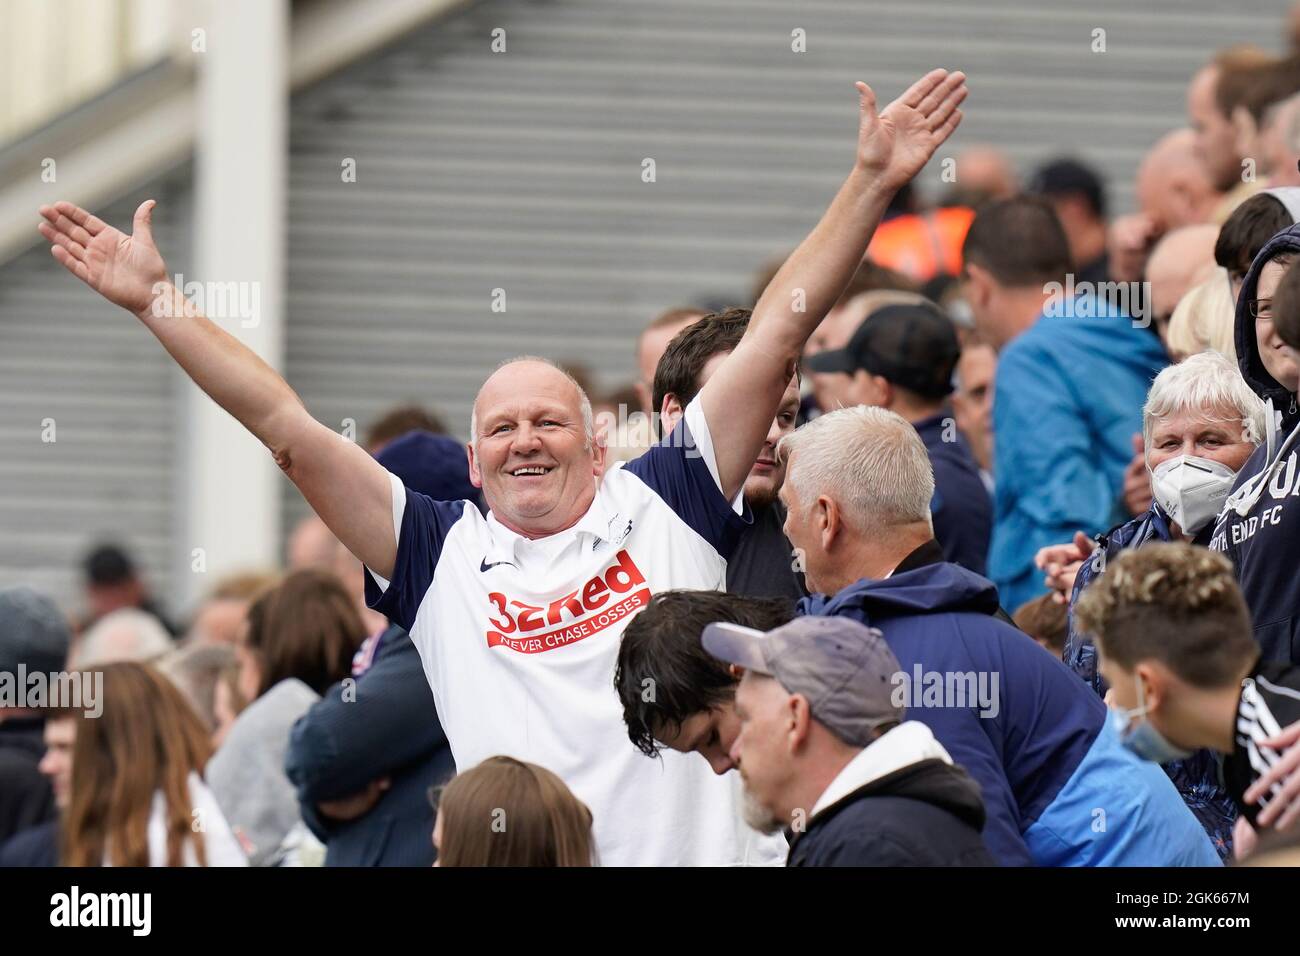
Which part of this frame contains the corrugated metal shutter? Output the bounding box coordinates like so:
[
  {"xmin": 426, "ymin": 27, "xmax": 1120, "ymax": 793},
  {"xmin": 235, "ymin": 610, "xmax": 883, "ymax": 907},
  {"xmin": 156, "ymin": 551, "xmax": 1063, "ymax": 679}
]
[
  {"xmin": 0, "ymin": 171, "xmax": 192, "ymax": 611},
  {"xmin": 280, "ymin": 0, "xmax": 1281, "ymax": 542},
  {"xmin": 0, "ymin": 0, "xmax": 1286, "ymax": 606}
]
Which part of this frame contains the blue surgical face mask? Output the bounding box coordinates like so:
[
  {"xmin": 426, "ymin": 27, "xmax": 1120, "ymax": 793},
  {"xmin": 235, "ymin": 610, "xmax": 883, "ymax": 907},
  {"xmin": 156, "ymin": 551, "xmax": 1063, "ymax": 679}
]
[{"xmin": 1109, "ymin": 677, "xmax": 1194, "ymax": 764}]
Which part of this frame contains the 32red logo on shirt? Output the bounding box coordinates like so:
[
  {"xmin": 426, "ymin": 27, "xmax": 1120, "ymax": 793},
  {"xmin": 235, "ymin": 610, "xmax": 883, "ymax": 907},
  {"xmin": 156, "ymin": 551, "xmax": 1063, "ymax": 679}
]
[{"xmin": 485, "ymin": 550, "xmax": 651, "ymax": 654}]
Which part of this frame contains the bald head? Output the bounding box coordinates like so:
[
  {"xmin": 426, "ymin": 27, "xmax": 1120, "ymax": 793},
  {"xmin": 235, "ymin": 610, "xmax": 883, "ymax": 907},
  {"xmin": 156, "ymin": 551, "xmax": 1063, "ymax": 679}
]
[
  {"xmin": 468, "ymin": 357, "xmax": 603, "ymax": 538},
  {"xmin": 288, "ymin": 515, "xmax": 338, "ymax": 570},
  {"xmin": 1137, "ymin": 129, "xmax": 1221, "ymax": 232},
  {"xmin": 956, "ymin": 146, "xmax": 1018, "ymax": 201},
  {"xmin": 1146, "ymin": 224, "xmax": 1220, "ymax": 329},
  {"xmin": 471, "ymin": 357, "xmax": 593, "ymax": 447}
]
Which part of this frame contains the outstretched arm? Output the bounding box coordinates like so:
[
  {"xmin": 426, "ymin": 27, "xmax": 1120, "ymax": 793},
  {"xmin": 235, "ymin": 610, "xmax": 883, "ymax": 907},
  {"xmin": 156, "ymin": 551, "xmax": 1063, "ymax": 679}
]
[
  {"xmin": 699, "ymin": 69, "xmax": 966, "ymax": 500},
  {"xmin": 38, "ymin": 200, "xmax": 398, "ymax": 578}
]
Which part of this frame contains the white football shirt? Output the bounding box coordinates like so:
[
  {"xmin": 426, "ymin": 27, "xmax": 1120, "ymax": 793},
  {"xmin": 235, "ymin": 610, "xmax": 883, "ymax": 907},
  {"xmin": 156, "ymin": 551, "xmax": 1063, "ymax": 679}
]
[{"xmin": 366, "ymin": 399, "xmax": 786, "ymax": 866}]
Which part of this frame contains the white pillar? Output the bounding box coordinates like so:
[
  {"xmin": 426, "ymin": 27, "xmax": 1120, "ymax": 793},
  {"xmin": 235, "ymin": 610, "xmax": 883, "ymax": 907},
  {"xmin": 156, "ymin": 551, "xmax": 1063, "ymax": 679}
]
[{"xmin": 179, "ymin": 0, "xmax": 288, "ymax": 610}]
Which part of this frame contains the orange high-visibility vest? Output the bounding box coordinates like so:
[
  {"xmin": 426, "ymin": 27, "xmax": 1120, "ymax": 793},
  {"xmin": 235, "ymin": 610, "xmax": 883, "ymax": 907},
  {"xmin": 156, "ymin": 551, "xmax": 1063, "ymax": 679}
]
[{"xmin": 866, "ymin": 206, "xmax": 975, "ymax": 282}]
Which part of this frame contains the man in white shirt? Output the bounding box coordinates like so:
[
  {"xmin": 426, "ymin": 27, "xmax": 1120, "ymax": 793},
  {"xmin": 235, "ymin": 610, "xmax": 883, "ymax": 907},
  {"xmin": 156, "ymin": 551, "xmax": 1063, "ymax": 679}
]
[{"xmin": 37, "ymin": 69, "xmax": 966, "ymax": 864}]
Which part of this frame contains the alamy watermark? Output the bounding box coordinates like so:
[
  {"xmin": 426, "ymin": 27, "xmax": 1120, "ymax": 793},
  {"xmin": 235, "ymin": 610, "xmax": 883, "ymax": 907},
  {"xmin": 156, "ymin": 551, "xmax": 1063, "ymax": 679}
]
[
  {"xmin": 151, "ymin": 274, "xmax": 261, "ymax": 328},
  {"xmin": 50, "ymin": 886, "xmax": 150, "ymax": 936},
  {"xmin": 0, "ymin": 666, "xmax": 102, "ymax": 718},
  {"xmin": 594, "ymin": 404, "xmax": 703, "ymax": 458},
  {"xmin": 890, "ymin": 665, "xmax": 1000, "ymax": 718},
  {"xmin": 1043, "ymin": 274, "xmax": 1153, "ymax": 328}
]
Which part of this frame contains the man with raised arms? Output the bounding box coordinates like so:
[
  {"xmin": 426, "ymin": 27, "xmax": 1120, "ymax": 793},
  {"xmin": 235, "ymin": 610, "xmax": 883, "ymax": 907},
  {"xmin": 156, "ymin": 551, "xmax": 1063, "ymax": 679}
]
[{"xmin": 37, "ymin": 69, "xmax": 966, "ymax": 865}]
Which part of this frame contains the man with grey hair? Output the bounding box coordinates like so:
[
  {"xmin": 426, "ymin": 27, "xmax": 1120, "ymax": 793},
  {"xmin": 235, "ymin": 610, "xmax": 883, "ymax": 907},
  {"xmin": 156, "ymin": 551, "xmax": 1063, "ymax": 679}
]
[
  {"xmin": 37, "ymin": 69, "xmax": 968, "ymax": 866},
  {"xmin": 782, "ymin": 406, "xmax": 1222, "ymax": 867},
  {"xmin": 804, "ymin": 297, "xmax": 991, "ymax": 572}
]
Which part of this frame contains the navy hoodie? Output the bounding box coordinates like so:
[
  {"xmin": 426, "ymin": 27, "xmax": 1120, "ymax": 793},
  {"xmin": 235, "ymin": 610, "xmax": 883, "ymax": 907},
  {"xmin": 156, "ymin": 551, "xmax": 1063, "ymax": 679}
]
[
  {"xmin": 1210, "ymin": 223, "xmax": 1300, "ymax": 664},
  {"xmin": 800, "ymin": 561, "xmax": 1221, "ymax": 867}
]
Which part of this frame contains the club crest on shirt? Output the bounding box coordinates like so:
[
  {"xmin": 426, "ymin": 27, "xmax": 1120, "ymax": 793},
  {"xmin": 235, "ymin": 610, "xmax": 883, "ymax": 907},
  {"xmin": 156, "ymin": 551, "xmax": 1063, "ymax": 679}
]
[
  {"xmin": 484, "ymin": 549, "xmax": 650, "ymax": 654},
  {"xmin": 593, "ymin": 515, "xmax": 635, "ymax": 551}
]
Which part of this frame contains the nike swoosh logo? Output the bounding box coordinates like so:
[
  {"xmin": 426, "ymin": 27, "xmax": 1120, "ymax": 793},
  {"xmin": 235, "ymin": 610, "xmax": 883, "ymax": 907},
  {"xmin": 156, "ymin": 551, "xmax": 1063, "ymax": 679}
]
[{"xmin": 480, "ymin": 557, "xmax": 517, "ymax": 572}]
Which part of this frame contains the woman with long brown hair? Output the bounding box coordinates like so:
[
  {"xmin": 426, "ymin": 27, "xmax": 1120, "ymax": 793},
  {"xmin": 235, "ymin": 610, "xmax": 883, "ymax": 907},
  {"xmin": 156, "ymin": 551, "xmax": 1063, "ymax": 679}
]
[
  {"xmin": 61, "ymin": 661, "xmax": 246, "ymax": 866},
  {"xmin": 235, "ymin": 568, "xmax": 366, "ymax": 700},
  {"xmin": 433, "ymin": 756, "xmax": 595, "ymax": 866},
  {"xmin": 210, "ymin": 568, "xmax": 367, "ymax": 866}
]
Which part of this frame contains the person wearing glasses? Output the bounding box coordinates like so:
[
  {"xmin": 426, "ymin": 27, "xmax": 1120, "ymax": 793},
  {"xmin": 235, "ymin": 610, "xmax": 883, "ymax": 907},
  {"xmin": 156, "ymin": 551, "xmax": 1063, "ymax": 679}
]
[{"xmin": 1209, "ymin": 222, "xmax": 1300, "ymax": 669}]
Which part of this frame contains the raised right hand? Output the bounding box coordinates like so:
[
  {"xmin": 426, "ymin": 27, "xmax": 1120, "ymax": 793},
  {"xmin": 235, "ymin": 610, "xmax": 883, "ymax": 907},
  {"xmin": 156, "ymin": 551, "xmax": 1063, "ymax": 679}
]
[
  {"xmin": 38, "ymin": 199, "xmax": 169, "ymax": 318},
  {"xmin": 1034, "ymin": 530, "xmax": 1097, "ymax": 604},
  {"xmin": 855, "ymin": 69, "xmax": 967, "ymax": 195}
]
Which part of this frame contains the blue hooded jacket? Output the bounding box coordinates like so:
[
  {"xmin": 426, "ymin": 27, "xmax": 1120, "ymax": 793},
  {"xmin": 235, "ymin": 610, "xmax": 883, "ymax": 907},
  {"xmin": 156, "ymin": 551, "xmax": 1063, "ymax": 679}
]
[
  {"xmin": 989, "ymin": 295, "xmax": 1167, "ymax": 610},
  {"xmin": 800, "ymin": 560, "xmax": 1220, "ymax": 867}
]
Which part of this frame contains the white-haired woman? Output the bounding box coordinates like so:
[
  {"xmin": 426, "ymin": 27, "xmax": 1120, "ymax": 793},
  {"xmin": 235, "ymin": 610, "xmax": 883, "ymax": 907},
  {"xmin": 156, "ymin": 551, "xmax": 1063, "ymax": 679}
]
[
  {"xmin": 1036, "ymin": 349, "xmax": 1265, "ymax": 859},
  {"xmin": 1039, "ymin": 351, "xmax": 1266, "ymax": 686}
]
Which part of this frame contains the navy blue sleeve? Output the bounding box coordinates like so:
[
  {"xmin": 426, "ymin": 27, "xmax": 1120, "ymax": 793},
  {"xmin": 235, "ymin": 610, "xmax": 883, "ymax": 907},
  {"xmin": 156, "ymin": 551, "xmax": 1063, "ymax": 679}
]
[
  {"xmin": 928, "ymin": 446, "xmax": 992, "ymax": 576},
  {"xmin": 364, "ymin": 477, "xmax": 468, "ymax": 633},
  {"xmin": 285, "ymin": 633, "xmax": 446, "ymax": 804},
  {"xmin": 623, "ymin": 404, "xmax": 751, "ymax": 560}
]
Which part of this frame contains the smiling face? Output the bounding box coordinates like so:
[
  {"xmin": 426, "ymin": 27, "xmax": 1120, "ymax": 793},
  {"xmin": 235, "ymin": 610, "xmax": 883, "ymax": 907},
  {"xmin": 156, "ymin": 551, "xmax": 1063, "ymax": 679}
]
[
  {"xmin": 1254, "ymin": 258, "xmax": 1300, "ymax": 392},
  {"xmin": 469, "ymin": 360, "xmax": 605, "ymax": 539}
]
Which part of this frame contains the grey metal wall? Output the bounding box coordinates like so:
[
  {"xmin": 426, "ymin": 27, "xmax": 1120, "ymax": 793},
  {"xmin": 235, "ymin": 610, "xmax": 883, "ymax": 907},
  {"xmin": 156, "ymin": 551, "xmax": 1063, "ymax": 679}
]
[
  {"xmin": 0, "ymin": 0, "xmax": 1287, "ymax": 611},
  {"xmin": 279, "ymin": 0, "xmax": 1284, "ymax": 528},
  {"xmin": 0, "ymin": 172, "xmax": 193, "ymax": 613}
]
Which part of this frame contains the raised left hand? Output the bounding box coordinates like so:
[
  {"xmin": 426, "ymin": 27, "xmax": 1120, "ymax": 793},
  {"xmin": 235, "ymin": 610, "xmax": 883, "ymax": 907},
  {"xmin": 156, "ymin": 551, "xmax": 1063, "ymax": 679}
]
[{"xmin": 855, "ymin": 69, "xmax": 968, "ymax": 194}]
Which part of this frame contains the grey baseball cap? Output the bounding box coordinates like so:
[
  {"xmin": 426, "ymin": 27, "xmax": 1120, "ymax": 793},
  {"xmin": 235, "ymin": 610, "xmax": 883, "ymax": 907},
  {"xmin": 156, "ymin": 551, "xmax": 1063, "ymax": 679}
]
[
  {"xmin": 0, "ymin": 586, "xmax": 72, "ymax": 676},
  {"xmin": 702, "ymin": 615, "xmax": 903, "ymax": 747}
]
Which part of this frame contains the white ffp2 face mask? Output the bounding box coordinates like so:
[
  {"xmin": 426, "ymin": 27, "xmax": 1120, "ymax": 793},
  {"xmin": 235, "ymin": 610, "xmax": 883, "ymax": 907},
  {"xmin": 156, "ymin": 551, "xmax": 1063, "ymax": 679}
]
[{"xmin": 1149, "ymin": 454, "xmax": 1237, "ymax": 535}]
